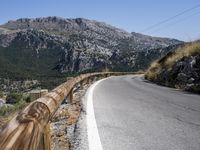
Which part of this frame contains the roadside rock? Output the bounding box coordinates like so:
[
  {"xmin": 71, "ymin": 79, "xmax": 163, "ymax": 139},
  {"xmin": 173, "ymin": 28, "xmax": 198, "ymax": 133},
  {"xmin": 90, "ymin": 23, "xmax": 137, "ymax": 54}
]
[
  {"xmin": 152, "ymin": 54, "xmax": 200, "ymax": 93},
  {"xmin": 177, "ymin": 73, "xmax": 188, "ymax": 83},
  {"xmin": 0, "ymin": 99, "xmax": 5, "ymax": 107}
]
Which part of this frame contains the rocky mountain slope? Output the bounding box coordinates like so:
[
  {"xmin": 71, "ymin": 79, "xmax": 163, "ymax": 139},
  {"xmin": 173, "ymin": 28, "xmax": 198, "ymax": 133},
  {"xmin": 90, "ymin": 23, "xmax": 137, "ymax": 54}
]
[
  {"xmin": 145, "ymin": 40, "xmax": 200, "ymax": 93},
  {"xmin": 0, "ymin": 17, "xmax": 182, "ymax": 81}
]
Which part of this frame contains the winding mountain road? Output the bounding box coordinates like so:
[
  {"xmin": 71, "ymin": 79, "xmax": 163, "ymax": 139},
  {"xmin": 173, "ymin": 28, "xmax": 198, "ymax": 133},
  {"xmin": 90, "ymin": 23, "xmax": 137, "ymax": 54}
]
[{"xmin": 88, "ymin": 75, "xmax": 200, "ymax": 150}]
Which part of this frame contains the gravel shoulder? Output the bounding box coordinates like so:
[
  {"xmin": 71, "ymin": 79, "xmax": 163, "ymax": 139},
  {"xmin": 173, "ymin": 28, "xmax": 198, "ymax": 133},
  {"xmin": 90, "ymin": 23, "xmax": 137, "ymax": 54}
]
[{"xmin": 50, "ymin": 83, "xmax": 91, "ymax": 150}]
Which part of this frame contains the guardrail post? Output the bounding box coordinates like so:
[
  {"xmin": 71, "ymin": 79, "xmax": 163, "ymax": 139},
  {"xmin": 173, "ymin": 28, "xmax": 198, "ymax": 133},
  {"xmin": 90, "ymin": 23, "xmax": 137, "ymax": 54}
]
[
  {"xmin": 68, "ymin": 89, "xmax": 73, "ymax": 103},
  {"xmin": 38, "ymin": 91, "xmax": 51, "ymax": 150},
  {"xmin": 100, "ymin": 75, "xmax": 103, "ymax": 79},
  {"xmin": 90, "ymin": 77, "xmax": 93, "ymax": 83},
  {"xmin": 39, "ymin": 123, "xmax": 51, "ymax": 150},
  {"xmin": 44, "ymin": 123, "xmax": 51, "ymax": 150},
  {"xmin": 94, "ymin": 76, "xmax": 97, "ymax": 82},
  {"xmin": 87, "ymin": 77, "xmax": 90, "ymax": 84},
  {"xmin": 80, "ymin": 80, "xmax": 84, "ymax": 90}
]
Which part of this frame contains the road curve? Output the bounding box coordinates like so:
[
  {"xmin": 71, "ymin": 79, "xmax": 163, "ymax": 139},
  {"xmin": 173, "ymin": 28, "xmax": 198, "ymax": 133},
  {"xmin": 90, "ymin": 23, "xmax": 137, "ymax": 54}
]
[{"xmin": 91, "ymin": 75, "xmax": 200, "ymax": 150}]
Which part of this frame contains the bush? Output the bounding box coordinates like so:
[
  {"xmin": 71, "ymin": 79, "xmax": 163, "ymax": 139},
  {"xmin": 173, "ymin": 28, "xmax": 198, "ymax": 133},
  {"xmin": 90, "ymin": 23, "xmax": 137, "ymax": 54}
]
[
  {"xmin": 0, "ymin": 91, "xmax": 3, "ymax": 98},
  {"xmin": 0, "ymin": 105, "xmax": 15, "ymax": 116},
  {"xmin": 0, "ymin": 100, "xmax": 26, "ymax": 116},
  {"xmin": 0, "ymin": 93, "xmax": 29, "ymax": 116},
  {"xmin": 23, "ymin": 94, "xmax": 31, "ymax": 103},
  {"xmin": 6, "ymin": 93, "xmax": 23, "ymax": 104},
  {"xmin": 189, "ymin": 85, "xmax": 200, "ymax": 94}
]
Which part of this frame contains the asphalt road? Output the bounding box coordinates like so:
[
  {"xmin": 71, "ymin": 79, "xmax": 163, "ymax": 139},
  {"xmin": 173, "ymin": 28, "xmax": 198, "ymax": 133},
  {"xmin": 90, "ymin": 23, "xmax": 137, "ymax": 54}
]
[{"xmin": 92, "ymin": 75, "xmax": 200, "ymax": 150}]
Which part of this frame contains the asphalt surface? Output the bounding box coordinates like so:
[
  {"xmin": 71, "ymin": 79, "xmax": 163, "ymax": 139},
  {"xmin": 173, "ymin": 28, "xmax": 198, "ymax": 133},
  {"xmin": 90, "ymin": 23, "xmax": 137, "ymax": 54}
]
[{"xmin": 92, "ymin": 75, "xmax": 200, "ymax": 150}]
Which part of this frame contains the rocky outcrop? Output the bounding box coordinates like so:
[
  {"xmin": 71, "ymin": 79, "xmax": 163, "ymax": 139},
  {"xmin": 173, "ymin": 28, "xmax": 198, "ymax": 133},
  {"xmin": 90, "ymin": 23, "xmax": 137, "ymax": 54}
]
[
  {"xmin": 0, "ymin": 99, "xmax": 5, "ymax": 108},
  {"xmin": 158, "ymin": 55, "xmax": 200, "ymax": 90},
  {"xmin": 145, "ymin": 41, "xmax": 200, "ymax": 93}
]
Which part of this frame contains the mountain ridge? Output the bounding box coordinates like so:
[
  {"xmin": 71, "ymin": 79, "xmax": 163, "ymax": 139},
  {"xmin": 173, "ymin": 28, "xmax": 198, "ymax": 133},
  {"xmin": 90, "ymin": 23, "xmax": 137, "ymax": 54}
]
[{"xmin": 0, "ymin": 17, "xmax": 183, "ymax": 81}]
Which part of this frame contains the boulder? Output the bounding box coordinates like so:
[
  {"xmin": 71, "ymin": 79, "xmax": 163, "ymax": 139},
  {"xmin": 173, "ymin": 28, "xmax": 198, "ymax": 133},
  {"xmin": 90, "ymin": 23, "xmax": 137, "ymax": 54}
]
[{"xmin": 0, "ymin": 99, "xmax": 5, "ymax": 107}]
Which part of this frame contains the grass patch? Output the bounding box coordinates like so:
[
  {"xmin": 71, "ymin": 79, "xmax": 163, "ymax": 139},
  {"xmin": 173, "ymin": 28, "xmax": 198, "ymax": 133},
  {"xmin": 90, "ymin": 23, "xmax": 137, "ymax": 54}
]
[
  {"xmin": 163, "ymin": 40, "xmax": 200, "ymax": 68},
  {"xmin": 144, "ymin": 62, "xmax": 161, "ymax": 81},
  {"xmin": 145, "ymin": 40, "xmax": 200, "ymax": 81},
  {"xmin": 145, "ymin": 40, "xmax": 200, "ymax": 94}
]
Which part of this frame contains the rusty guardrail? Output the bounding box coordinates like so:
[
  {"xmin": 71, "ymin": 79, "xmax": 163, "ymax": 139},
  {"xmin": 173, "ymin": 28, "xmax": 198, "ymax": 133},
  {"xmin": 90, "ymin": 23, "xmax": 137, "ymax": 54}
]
[{"xmin": 0, "ymin": 72, "xmax": 132, "ymax": 150}]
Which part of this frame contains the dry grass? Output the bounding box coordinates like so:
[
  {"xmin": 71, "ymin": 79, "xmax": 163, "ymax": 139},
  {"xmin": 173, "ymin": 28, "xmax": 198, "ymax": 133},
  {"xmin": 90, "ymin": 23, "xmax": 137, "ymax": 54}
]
[
  {"xmin": 164, "ymin": 40, "xmax": 200, "ymax": 68},
  {"xmin": 145, "ymin": 40, "xmax": 200, "ymax": 80},
  {"xmin": 134, "ymin": 70, "xmax": 146, "ymax": 74},
  {"xmin": 145, "ymin": 62, "xmax": 161, "ymax": 80}
]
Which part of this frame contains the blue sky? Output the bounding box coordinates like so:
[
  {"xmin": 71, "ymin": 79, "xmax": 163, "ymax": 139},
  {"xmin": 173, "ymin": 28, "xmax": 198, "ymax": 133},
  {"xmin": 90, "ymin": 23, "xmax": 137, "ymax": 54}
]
[{"xmin": 0, "ymin": 0, "xmax": 200, "ymax": 41}]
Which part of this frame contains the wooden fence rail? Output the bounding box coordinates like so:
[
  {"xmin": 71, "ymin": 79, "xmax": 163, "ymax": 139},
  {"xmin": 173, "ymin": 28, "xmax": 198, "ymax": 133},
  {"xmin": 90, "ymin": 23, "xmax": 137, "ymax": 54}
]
[{"xmin": 0, "ymin": 72, "xmax": 132, "ymax": 150}]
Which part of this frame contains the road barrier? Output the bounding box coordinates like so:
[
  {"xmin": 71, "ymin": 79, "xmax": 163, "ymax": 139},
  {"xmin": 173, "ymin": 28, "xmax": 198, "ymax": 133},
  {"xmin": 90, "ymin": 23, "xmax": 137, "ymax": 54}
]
[{"xmin": 0, "ymin": 72, "xmax": 132, "ymax": 150}]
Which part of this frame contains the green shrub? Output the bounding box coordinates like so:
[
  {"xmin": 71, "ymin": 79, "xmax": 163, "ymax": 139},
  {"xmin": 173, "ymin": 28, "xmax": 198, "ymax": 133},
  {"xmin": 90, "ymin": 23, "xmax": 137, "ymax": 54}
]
[
  {"xmin": 0, "ymin": 105, "xmax": 15, "ymax": 116},
  {"xmin": 189, "ymin": 85, "xmax": 200, "ymax": 94},
  {"xmin": 0, "ymin": 91, "xmax": 3, "ymax": 98},
  {"xmin": 0, "ymin": 93, "xmax": 29, "ymax": 116},
  {"xmin": 6, "ymin": 93, "xmax": 23, "ymax": 104},
  {"xmin": 23, "ymin": 93, "xmax": 31, "ymax": 102},
  {"xmin": 0, "ymin": 100, "xmax": 26, "ymax": 116}
]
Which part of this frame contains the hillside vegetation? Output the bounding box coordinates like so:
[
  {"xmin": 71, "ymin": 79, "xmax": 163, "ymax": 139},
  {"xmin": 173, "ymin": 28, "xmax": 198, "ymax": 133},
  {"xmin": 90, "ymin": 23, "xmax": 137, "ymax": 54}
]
[{"xmin": 145, "ymin": 40, "xmax": 200, "ymax": 93}]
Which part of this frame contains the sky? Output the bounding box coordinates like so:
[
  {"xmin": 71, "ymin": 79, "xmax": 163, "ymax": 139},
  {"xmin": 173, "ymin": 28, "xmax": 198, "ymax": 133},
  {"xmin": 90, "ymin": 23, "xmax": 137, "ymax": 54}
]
[{"xmin": 0, "ymin": 0, "xmax": 200, "ymax": 41}]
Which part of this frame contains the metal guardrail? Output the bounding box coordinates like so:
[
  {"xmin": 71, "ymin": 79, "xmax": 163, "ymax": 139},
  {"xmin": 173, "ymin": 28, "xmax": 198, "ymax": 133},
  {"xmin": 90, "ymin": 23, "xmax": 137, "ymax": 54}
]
[{"xmin": 0, "ymin": 72, "xmax": 132, "ymax": 150}]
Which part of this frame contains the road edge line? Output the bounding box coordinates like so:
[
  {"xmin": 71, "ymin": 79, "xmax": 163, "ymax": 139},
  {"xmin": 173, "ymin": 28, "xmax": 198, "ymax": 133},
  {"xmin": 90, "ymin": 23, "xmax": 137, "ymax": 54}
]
[{"xmin": 86, "ymin": 77, "xmax": 109, "ymax": 150}]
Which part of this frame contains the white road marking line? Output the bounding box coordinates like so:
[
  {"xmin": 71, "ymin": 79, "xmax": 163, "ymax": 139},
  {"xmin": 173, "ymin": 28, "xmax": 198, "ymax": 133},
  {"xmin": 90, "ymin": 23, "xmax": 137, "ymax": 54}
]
[{"xmin": 86, "ymin": 78, "xmax": 109, "ymax": 150}]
